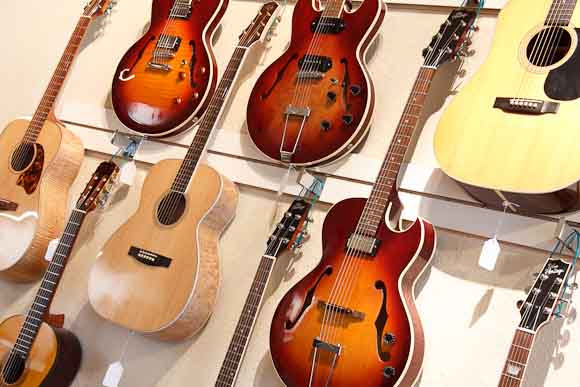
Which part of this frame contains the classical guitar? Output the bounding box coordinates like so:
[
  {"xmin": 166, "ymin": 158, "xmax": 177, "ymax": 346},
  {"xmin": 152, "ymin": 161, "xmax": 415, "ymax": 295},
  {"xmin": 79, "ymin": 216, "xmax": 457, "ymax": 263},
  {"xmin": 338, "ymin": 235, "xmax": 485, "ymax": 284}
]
[
  {"xmin": 435, "ymin": 0, "xmax": 580, "ymax": 214},
  {"xmin": 246, "ymin": 0, "xmax": 385, "ymax": 166},
  {"xmin": 0, "ymin": 0, "xmax": 114, "ymax": 282},
  {"xmin": 269, "ymin": 9, "xmax": 476, "ymax": 387},
  {"xmin": 0, "ymin": 161, "xmax": 119, "ymax": 387},
  {"xmin": 88, "ymin": 2, "xmax": 281, "ymax": 341},
  {"xmin": 498, "ymin": 256, "xmax": 572, "ymax": 386},
  {"xmin": 216, "ymin": 198, "xmax": 312, "ymax": 387},
  {"xmin": 111, "ymin": 0, "xmax": 228, "ymax": 137}
]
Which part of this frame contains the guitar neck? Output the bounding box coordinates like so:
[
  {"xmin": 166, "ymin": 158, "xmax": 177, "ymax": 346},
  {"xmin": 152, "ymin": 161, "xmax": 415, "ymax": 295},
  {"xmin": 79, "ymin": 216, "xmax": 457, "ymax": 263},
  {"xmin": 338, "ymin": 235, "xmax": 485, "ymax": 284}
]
[
  {"xmin": 171, "ymin": 46, "xmax": 248, "ymax": 192},
  {"xmin": 215, "ymin": 255, "xmax": 277, "ymax": 387},
  {"xmin": 546, "ymin": 0, "xmax": 577, "ymax": 26},
  {"xmin": 24, "ymin": 16, "xmax": 92, "ymax": 143},
  {"xmin": 12, "ymin": 209, "xmax": 86, "ymax": 359},
  {"xmin": 498, "ymin": 329, "xmax": 535, "ymax": 387},
  {"xmin": 357, "ymin": 66, "xmax": 436, "ymax": 235}
]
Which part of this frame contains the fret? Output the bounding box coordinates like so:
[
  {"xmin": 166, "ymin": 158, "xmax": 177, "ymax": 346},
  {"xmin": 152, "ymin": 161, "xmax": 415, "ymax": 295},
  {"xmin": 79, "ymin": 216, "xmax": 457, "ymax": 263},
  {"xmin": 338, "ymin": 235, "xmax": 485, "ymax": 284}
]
[{"xmin": 545, "ymin": 0, "xmax": 577, "ymax": 25}]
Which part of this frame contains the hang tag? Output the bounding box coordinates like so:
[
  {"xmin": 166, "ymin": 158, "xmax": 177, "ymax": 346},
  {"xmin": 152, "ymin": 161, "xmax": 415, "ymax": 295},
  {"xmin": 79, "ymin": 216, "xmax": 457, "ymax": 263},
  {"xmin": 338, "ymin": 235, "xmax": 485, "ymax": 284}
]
[
  {"xmin": 119, "ymin": 160, "xmax": 136, "ymax": 186},
  {"xmin": 479, "ymin": 237, "xmax": 501, "ymax": 271},
  {"xmin": 44, "ymin": 239, "xmax": 60, "ymax": 262},
  {"xmin": 298, "ymin": 171, "xmax": 317, "ymax": 191},
  {"xmin": 103, "ymin": 361, "xmax": 124, "ymax": 387}
]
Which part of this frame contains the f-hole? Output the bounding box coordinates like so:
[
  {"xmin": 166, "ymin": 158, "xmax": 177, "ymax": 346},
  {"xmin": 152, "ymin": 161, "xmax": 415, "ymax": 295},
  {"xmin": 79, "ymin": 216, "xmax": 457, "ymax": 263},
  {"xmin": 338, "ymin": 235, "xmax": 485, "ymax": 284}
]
[
  {"xmin": 10, "ymin": 142, "xmax": 36, "ymax": 172},
  {"xmin": 157, "ymin": 191, "xmax": 187, "ymax": 226},
  {"xmin": 285, "ymin": 266, "xmax": 333, "ymax": 330},
  {"xmin": 374, "ymin": 280, "xmax": 390, "ymax": 362},
  {"xmin": 526, "ymin": 27, "xmax": 572, "ymax": 67},
  {"xmin": 1, "ymin": 351, "xmax": 26, "ymax": 384}
]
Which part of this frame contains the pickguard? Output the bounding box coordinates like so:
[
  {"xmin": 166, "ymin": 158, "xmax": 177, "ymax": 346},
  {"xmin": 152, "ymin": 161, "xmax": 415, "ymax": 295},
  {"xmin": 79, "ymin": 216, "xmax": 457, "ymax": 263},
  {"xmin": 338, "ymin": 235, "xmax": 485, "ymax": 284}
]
[
  {"xmin": 545, "ymin": 29, "xmax": 580, "ymax": 101},
  {"xmin": 285, "ymin": 266, "xmax": 332, "ymax": 330},
  {"xmin": 16, "ymin": 144, "xmax": 44, "ymax": 194}
]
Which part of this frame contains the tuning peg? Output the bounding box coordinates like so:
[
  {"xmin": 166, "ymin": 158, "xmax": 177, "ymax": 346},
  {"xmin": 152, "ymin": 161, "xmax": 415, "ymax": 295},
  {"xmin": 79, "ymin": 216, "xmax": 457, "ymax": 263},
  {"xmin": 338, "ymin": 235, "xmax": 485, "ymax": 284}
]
[{"xmin": 516, "ymin": 300, "xmax": 524, "ymax": 309}]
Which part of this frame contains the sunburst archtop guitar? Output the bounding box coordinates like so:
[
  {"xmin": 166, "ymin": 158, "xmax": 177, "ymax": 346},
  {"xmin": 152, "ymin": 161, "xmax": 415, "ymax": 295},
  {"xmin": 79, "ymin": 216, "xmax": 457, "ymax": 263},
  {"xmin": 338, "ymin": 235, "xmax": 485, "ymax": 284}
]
[
  {"xmin": 246, "ymin": 0, "xmax": 385, "ymax": 166},
  {"xmin": 435, "ymin": 0, "xmax": 580, "ymax": 214},
  {"xmin": 0, "ymin": 0, "xmax": 114, "ymax": 282},
  {"xmin": 89, "ymin": 2, "xmax": 281, "ymax": 341},
  {"xmin": 111, "ymin": 0, "xmax": 229, "ymax": 137},
  {"xmin": 0, "ymin": 161, "xmax": 119, "ymax": 387},
  {"xmin": 269, "ymin": 8, "xmax": 475, "ymax": 387}
]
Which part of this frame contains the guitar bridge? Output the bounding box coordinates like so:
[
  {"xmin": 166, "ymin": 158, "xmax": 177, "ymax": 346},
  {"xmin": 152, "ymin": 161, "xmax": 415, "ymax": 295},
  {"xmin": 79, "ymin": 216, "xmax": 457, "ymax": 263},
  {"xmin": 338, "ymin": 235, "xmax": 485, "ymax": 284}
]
[
  {"xmin": 148, "ymin": 62, "xmax": 171, "ymax": 71},
  {"xmin": 493, "ymin": 97, "xmax": 559, "ymax": 114},
  {"xmin": 317, "ymin": 300, "xmax": 365, "ymax": 321},
  {"xmin": 0, "ymin": 199, "xmax": 17, "ymax": 211}
]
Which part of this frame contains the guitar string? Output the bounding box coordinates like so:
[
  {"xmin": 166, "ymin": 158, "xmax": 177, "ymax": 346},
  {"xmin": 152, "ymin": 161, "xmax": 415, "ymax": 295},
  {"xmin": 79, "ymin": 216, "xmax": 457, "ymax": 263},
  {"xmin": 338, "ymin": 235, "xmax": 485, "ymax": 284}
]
[
  {"xmin": 153, "ymin": 1, "xmax": 180, "ymax": 66},
  {"xmin": 536, "ymin": 0, "xmax": 570, "ymax": 70}
]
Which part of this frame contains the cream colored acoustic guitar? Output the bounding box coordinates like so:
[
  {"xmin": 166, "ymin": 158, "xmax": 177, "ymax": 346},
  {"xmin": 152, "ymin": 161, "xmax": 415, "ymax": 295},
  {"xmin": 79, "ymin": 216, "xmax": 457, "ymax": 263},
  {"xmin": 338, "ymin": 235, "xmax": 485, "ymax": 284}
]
[
  {"xmin": 88, "ymin": 2, "xmax": 281, "ymax": 341},
  {"xmin": 0, "ymin": 0, "xmax": 114, "ymax": 282},
  {"xmin": 434, "ymin": 0, "xmax": 580, "ymax": 214}
]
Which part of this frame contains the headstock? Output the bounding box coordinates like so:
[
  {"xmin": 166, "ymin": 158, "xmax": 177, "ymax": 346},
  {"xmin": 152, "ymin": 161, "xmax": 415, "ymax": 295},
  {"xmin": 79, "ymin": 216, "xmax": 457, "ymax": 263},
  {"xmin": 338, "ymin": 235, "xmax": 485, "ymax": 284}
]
[
  {"xmin": 266, "ymin": 199, "xmax": 312, "ymax": 257},
  {"xmin": 76, "ymin": 161, "xmax": 119, "ymax": 213},
  {"xmin": 83, "ymin": 0, "xmax": 116, "ymax": 18},
  {"xmin": 238, "ymin": 2, "xmax": 280, "ymax": 49},
  {"xmin": 422, "ymin": 8, "xmax": 477, "ymax": 68},
  {"xmin": 518, "ymin": 258, "xmax": 572, "ymax": 332}
]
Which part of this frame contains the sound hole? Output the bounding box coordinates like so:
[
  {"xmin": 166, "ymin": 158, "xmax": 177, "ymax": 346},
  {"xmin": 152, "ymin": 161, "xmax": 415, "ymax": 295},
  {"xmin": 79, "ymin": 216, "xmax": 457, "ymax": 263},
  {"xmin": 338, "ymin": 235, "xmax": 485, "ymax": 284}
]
[
  {"xmin": 526, "ymin": 27, "xmax": 572, "ymax": 67},
  {"xmin": 157, "ymin": 191, "xmax": 186, "ymax": 226},
  {"xmin": 1, "ymin": 352, "xmax": 26, "ymax": 384},
  {"xmin": 10, "ymin": 142, "xmax": 35, "ymax": 172}
]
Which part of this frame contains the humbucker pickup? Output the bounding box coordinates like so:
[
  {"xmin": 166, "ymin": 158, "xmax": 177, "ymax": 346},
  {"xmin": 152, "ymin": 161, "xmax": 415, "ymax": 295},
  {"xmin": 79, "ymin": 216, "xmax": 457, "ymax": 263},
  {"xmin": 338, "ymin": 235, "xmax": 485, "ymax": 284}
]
[
  {"xmin": 311, "ymin": 17, "xmax": 345, "ymax": 34},
  {"xmin": 346, "ymin": 233, "xmax": 381, "ymax": 256},
  {"xmin": 172, "ymin": 0, "xmax": 191, "ymax": 19},
  {"xmin": 157, "ymin": 35, "xmax": 182, "ymax": 52},
  {"xmin": 298, "ymin": 55, "xmax": 332, "ymax": 74},
  {"xmin": 128, "ymin": 246, "xmax": 172, "ymax": 268},
  {"xmin": 317, "ymin": 300, "xmax": 365, "ymax": 321},
  {"xmin": 0, "ymin": 199, "xmax": 17, "ymax": 211},
  {"xmin": 493, "ymin": 97, "xmax": 559, "ymax": 115}
]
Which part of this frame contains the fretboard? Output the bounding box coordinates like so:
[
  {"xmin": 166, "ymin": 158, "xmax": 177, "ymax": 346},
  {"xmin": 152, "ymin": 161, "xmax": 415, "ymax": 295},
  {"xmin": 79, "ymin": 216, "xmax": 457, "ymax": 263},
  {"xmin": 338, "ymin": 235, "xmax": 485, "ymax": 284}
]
[
  {"xmin": 11, "ymin": 209, "xmax": 86, "ymax": 359},
  {"xmin": 356, "ymin": 66, "xmax": 436, "ymax": 236},
  {"xmin": 498, "ymin": 329, "xmax": 535, "ymax": 387},
  {"xmin": 215, "ymin": 255, "xmax": 276, "ymax": 387},
  {"xmin": 545, "ymin": 0, "xmax": 577, "ymax": 25},
  {"xmin": 172, "ymin": 47, "xmax": 247, "ymax": 192},
  {"xmin": 23, "ymin": 16, "xmax": 91, "ymax": 143},
  {"xmin": 323, "ymin": 0, "xmax": 347, "ymax": 18}
]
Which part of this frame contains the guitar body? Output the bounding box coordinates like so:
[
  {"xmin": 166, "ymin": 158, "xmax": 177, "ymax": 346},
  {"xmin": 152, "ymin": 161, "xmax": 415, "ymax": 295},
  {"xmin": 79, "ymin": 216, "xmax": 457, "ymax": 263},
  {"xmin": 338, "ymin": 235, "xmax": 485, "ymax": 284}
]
[
  {"xmin": 0, "ymin": 315, "xmax": 81, "ymax": 387},
  {"xmin": 0, "ymin": 119, "xmax": 83, "ymax": 282},
  {"xmin": 246, "ymin": 0, "xmax": 385, "ymax": 166},
  {"xmin": 88, "ymin": 161, "xmax": 237, "ymax": 340},
  {"xmin": 270, "ymin": 198, "xmax": 435, "ymax": 387},
  {"xmin": 434, "ymin": 0, "xmax": 580, "ymax": 214},
  {"xmin": 111, "ymin": 0, "xmax": 228, "ymax": 137}
]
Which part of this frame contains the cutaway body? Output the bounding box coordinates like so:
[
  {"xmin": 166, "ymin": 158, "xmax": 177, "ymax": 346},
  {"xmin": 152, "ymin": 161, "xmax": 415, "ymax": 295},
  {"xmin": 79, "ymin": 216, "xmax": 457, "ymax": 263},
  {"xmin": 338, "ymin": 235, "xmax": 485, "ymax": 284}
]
[
  {"xmin": 0, "ymin": 119, "xmax": 83, "ymax": 282},
  {"xmin": 270, "ymin": 198, "xmax": 436, "ymax": 387},
  {"xmin": 0, "ymin": 315, "xmax": 82, "ymax": 387},
  {"xmin": 434, "ymin": 0, "xmax": 580, "ymax": 214},
  {"xmin": 111, "ymin": 0, "xmax": 228, "ymax": 137},
  {"xmin": 89, "ymin": 162, "xmax": 238, "ymax": 340},
  {"xmin": 247, "ymin": 0, "xmax": 385, "ymax": 166}
]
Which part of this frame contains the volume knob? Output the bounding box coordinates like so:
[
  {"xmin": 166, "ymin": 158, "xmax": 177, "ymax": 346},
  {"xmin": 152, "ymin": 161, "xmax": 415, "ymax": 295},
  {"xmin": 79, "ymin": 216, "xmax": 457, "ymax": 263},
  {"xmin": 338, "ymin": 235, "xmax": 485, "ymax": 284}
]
[
  {"xmin": 384, "ymin": 332, "xmax": 396, "ymax": 345},
  {"xmin": 383, "ymin": 367, "xmax": 396, "ymax": 379}
]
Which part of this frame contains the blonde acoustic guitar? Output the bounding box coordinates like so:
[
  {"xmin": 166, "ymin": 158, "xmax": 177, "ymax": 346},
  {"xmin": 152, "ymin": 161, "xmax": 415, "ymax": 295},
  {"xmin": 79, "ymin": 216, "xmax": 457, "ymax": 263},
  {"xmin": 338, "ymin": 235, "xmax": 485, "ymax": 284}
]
[
  {"xmin": 0, "ymin": 0, "xmax": 114, "ymax": 281},
  {"xmin": 88, "ymin": 2, "xmax": 281, "ymax": 341},
  {"xmin": 434, "ymin": 0, "xmax": 580, "ymax": 214}
]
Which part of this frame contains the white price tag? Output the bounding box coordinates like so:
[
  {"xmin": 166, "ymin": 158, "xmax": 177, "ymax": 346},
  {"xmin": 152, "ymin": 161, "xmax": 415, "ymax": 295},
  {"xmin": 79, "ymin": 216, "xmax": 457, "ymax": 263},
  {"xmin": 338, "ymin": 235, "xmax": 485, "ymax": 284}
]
[
  {"xmin": 103, "ymin": 361, "xmax": 124, "ymax": 387},
  {"xmin": 119, "ymin": 160, "xmax": 136, "ymax": 186},
  {"xmin": 44, "ymin": 239, "xmax": 60, "ymax": 262},
  {"xmin": 479, "ymin": 237, "xmax": 501, "ymax": 271},
  {"xmin": 298, "ymin": 171, "xmax": 317, "ymax": 190}
]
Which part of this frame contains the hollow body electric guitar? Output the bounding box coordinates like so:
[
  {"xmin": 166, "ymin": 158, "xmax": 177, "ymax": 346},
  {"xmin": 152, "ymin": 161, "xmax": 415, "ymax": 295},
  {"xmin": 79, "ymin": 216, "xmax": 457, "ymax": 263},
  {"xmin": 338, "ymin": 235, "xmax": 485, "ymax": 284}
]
[
  {"xmin": 89, "ymin": 2, "xmax": 281, "ymax": 341},
  {"xmin": 111, "ymin": 0, "xmax": 228, "ymax": 137},
  {"xmin": 435, "ymin": 0, "xmax": 580, "ymax": 214},
  {"xmin": 246, "ymin": 0, "xmax": 385, "ymax": 166},
  {"xmin": 0, "ymin": 161, "xmax": 119, "ymax": 387},
  {"xmin": 269, "ymin": 9, "xmax": 476, "ymax": 387},
  {"xmin": 0, "ymin": 0, "xmax": 114, "ymax": 282},
  {"xmin": 498, "ymin": 256, "xmax": 572, "ymax": 386}
]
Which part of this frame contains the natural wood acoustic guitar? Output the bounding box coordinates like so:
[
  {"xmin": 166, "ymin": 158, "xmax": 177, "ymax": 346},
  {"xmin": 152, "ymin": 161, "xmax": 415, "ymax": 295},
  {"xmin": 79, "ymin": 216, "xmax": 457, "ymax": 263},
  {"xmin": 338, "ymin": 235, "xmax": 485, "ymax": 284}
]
[
  {"xmin": 0, "ymin": 161, "xmax": 119, "ymax": 387},
  {"xmin": 434, "ymin": 0, "xmax": 580, "ymax": 214},
  {"xmin": 269, "ymin": 8, "xmax": 476, "ymax": 386},
  {"xmin": 111, "ymin": 0, "xmax": 228, "ymax": 137},
  {"xmin": 0, "ymin": 0, "xmax": 114, "ymax": 282},
  {"xmin": 88, "ymin": 2, "xmax": 281, "ymax": 341}
]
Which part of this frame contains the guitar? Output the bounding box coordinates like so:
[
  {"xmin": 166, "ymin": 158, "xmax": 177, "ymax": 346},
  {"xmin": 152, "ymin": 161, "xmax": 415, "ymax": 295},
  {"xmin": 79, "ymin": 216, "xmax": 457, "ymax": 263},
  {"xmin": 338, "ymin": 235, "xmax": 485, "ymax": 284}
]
[
  {"xmin": 498, "ymin": 257, "xmax": 572, "ymax": 386},
  {"xmin": 88, "ymin": 2, "xmax": 281, "ymax": 341},
  {"xmin": 215, "ymin": 198, "xmax": 312, "ymax": 387},
  {"xmin": 111, "ymin": 0, "xmax": 228, "ymax": 137},
  {"xmin": 0, "ymin": 161, "xmax": 119, "ymax": 387},
  {"xmin": 246, "ymin": 0, "xmax": 385, "ymax": 166},
  {"xmin": 0, "ymin": 0, "xmax": 114, "ymax": 282},
  {"xmin": 434, "ymin": 0, "xmax": 580, "ymax": 214},
  {"xmin": 269, "ymin": 8, "xmax": 476, "ymax": 387}
]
